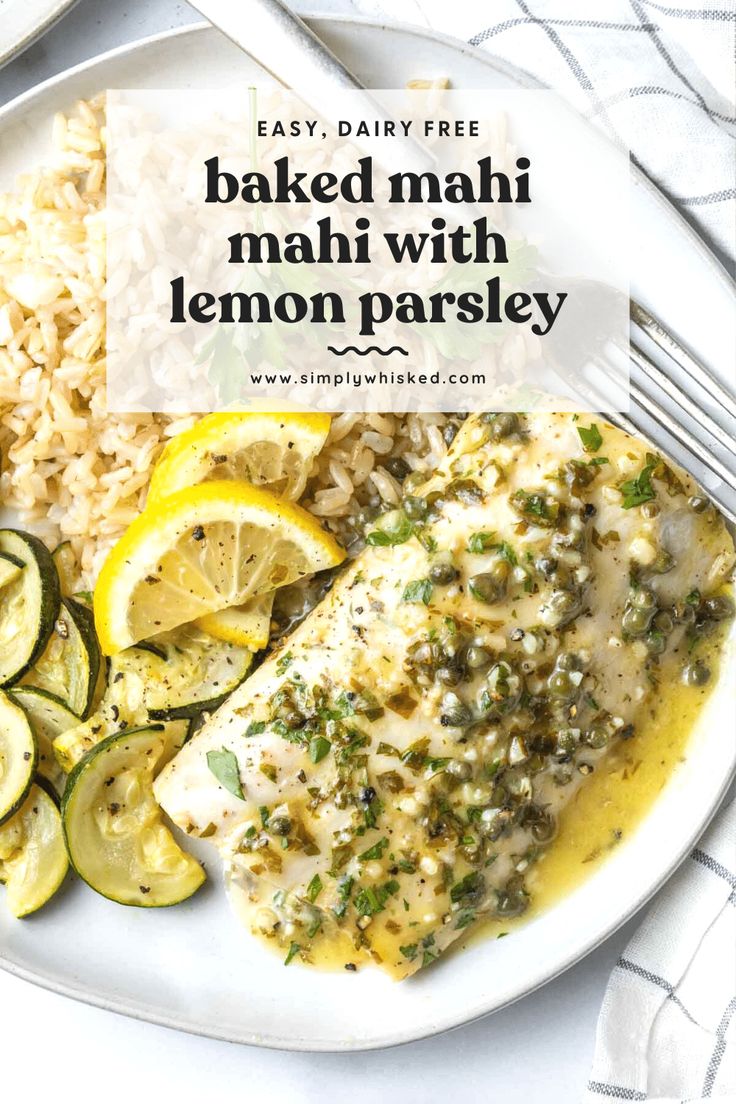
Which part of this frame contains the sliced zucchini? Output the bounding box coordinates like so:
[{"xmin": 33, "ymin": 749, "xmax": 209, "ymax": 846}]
[
  {"xmin": 52, "ymin": 541, "xmax": 78, "ymax": 597},
  {"xmin": 52, "ymin": 698, "xmax": 187, "ymax": 775},
  {"xmin": 8, "ymin": 686, "xmax": 78, "ymax": 797},
  {"xmin": 109, "ymin": 623, "xmax": 253, "ymax": 721},
  {"xmin": 22, "ymin": 597, "xmax": 101, "ymax": 718},
  {"xmin": 0, "ymin": 529, "xmax": 61, "ymax": 687},
  {"xmin": 0, "ymin": 690, "xmax": 37, "ymax": 825},
  {"xmin": 0, "ymin": 552, "xmax": 24, "ymax": 592},
  {"xmin": 196, "ymin": 593, "xmax": 274, "ymax": 650},
  {"xmin": 62, "ymin": 726, "xmax": 205, "ymax": 907},
  {"xmin": 0, "ymin": 783, "xmax": 68, "ymax": 917}
]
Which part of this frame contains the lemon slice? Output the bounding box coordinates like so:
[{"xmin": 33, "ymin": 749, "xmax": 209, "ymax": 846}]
[
  {"xmin": 148, "ymin": 411, "xmax": 330, "ymax": 505},
  {"xmin": 94, "ymin": 482, "xmax": 344, "ymax": 655},
  {"xmin": 196, "ymin": 593, "xmax": 274, "ymax": 650}
]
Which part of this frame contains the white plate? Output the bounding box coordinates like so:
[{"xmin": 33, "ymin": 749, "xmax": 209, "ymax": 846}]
[
  {"xmin": 0, "ymin": 17, "xmax": 734, "ymax": 1052},
  {"xmin": 0, "ymin": 0, "xmax": 79, "ymax": 71}
]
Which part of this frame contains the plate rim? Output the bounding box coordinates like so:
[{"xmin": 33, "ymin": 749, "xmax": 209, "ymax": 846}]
[
  {"xmin": 0, "ymin": 0, "xmax": 80, "ymax": 72},
  {"xmin": 0, "ymin": 14, "xmax": 734, "ymax": 1052}
]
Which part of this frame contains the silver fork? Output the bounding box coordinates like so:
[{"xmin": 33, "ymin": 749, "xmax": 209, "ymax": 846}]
[
  {"xmin": 614, "ymin": 303, "xmax": 736, "ymax": 524},
  {"xmin": 190, "ymin": 0, "xmax": 736, "ymax": 523}
]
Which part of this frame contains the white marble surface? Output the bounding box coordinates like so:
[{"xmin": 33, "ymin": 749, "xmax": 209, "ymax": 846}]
[{"xmin": 0, "ymin": 3, "xmax": 646, "ymax": 1100}]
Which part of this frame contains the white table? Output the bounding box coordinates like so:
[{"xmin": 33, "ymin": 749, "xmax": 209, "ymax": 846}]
[{"xmin": 0, "ymin": 2, "xmax": 647, "ymax": 1099}]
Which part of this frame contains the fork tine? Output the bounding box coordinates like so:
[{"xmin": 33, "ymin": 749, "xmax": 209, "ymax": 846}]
[
  {"xmin": 631, "ymin": 301, "xmax": 736, "ymax": 423},
  {"xmin": 629, "ymin": 378, "xmax": 736, "ymax": 492},
  {"xmin": 630, "ymin": 342, "xmax": 735, "ymax": 453}
]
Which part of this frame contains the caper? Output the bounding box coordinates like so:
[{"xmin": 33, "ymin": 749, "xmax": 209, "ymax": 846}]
[
  {"xmin": 536, "ymin": 555, "xmax": 559, "ymax": 579},
  {"xmin": 650, "ymin": 549, "xmax": 674, "ymax": 574},
  {"xmin": 489, "ymin": 412, "xmax": 519, "ymax": 440},
  {"xmin": 439, "ymin": 693, "xmax": 472, "ymax": 728},
  {"xmin": 496, "ymin": 875, "xmax": 528, "ymax": 917},
  {"xmin": 436, "ymin": 665, "xmax": 464, "ymax": 687},
  {"xmin": 403, "ymin": 470, "xmax": 426, "ymax": 495},
  {"xmin": 546, "ymin": 589, "xmax": 582, "ymax": 627},
  {"xmin": 631, "ymin": 587, "xmax": 657, "ymax": 610},
  {"xmin": 469, "ymin": 563, "xmax": 509, "ymax": 604},
  {"xmin": 448, "ymin": 478, "xmax": 483, "ymax": 505},
  {"xmin": 688, "ymin": 495, "xmax": 709, "ymax": 513},
  {"xmin": 645, "ymin": 630, "xmax": 666, "ymax": 655},
  {"xmin": 385, "ymin": 456, "xmax": 410, "ymax": 481},
  {"xmin": 652, "ymin": 610, "xmax": 674, "ymax": 634},
  {"xmin": 429, "ymin": 560, "xmax": 459, "ymax": 586},
  {"xmin": 527, "ymin": 807, "xmax": 556, "ymax": 843},
  {"xmin": 702, "ymin": 595, "xmax": 735, "ymax": 622},
  {"xmin": 584, "ymin": 724, "xmax": 609, "ymax": 749},
  {"xmin": 465, "ymin": 644, "xmax": 493, "ymax": 669},
  {"xmin": 547, "ymin": 670, "xmax": 576, "ymax": 699},
  {"xmin": 556, "ymin": 729, "xmax": 578, "ymax": 758},
  {"xmin": 445, "ymin": 759, "xmax": 472, "ymax": 781},
  {"xmin": 556, "ymin": 651, "xmax": 581, "ymax": 672},
  {"xmin": 282, "ymin": 708, "xmax": 305, "ymax": 730},
  {"xmin": 269, "ymin": 815, "xmax": 292, "ymax": 836},
  {"xmin": 671, "ymin": 599, "xmax": 696, "ymax": 625},
  {"xmin": 485, "ymin": 807, "xmax": 515, "ymax": 842},
  {"xmin": 622, "ymin": 605, "xmax": 655, "ymax": 636},
  {"xmin": 402, "ymin": 494, "xmax": 427, "ymax": 520},
  {"xmin": 641, "ymin": 501, "xmax": 660, "ymax": 519},
  {"xmin": 683, "ymin": 659, "xmax": 711, "ymax": 687},
  {"xmin": 564, "ymin": 459, "xmax": 596, "ymax": 495},
  {"xmin": 442, "ymin": 422, "xmax": 459, "ymax": 446}
]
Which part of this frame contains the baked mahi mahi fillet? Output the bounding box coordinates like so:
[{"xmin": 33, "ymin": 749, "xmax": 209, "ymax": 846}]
[{"xmin": 155, "ymin": 413, "xmax": 734, "ymax": 978}]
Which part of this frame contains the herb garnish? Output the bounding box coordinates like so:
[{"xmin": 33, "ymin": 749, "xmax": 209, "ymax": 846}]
[
  {"xmin": 305, "ymin": 874, "xmax": 323, "ymax": 903},
  {"xmin": 309, "ymin": 735, "xmax": 331, "ymax": 763},
  {"xmin": 577, "ymin": 423, "xmax": 603, "ymax": 453},
  {"xmin": 206, "ymin": 747, "xmax": 245, "ymax": 801},
  {"xmin": 284, "ymin": 942, "xmax": 301, "ymax": 966},
  {"xmin": 620, "ymin": 455, "xmax": 658, "ymax": 508},
  {"xmin": 402, "ymin": 578, "xmax": 433, "ymax": 605},
  {"xmin": 359, "ymin": 837, "xmax": 389, "ymax": 862}
]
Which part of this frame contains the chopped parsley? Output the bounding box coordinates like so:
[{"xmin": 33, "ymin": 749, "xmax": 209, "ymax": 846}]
[
  {"xmin": 402, "ymin": 578, "xmax": 433, "ymax": 605},
  {"xmin": 359, "ymin": 837, "xmax": 389, "ymax": 862},
  {"xmin": 206, "ymin": 747, "xmax": 245, "ymax": 801},
  {"xmin": 620, "ymin": 455, "xmax": 658, "ymax": 508},
  {"xmin": 284, "ymin": 941, "xmax": 301, "ymax": 966},
  {"xmin": 309, "ymin": 735, "xmax": 331, "ymax": 764},
  {"xmin": 305, "ymin": 874, "xmax": 323, "ymax": 903},
  {"xmin": 577, "ymin": 423, "xmax": 603, "ymax": 453}
]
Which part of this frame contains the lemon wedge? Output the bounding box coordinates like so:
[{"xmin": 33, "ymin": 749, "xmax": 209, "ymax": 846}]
[
  {"xmin": 196, "ymin": 593, "xmax": 274, "ymax": 650},
  {"xmin": 94, "ymin": 482, "xmax": 344, "ymax": 655},
  {"xmin": 148, "ymin": 411, "xmax": 330, "ymax": 505}
]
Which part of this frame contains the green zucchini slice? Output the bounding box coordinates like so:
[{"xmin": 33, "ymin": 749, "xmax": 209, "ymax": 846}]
[
  {"xmin": 51, "ymin": 541, "xmax": 78, "ymax": 597},
  {"xmin": 109, "ymin": 624, "xmax": 253, "ymax": 721},
  {"xmin": 0, "ymin": 783, "xmax": 68, "ymax": 917},
  {"xmin": 0, "ymin": 552, "xmax": 24, "ymax": 592},
  {"xmin": 62, "ymin": 726, "xmax": 205, "ymax": 907},
  {"xmin": 9, "ymin": 686, "xmax": 78, "ymax": 797},
  {"xmin": 22, "ymin": 597, "xmax": 101, "ymax": 718},
  {"xmin": 0, "ymin": 530, "xmax": 61, "ymax": 687},
  {"xmin": 52, "ymin": 691, "xmax": 188, "ymax": 774},
  {"xmin": 0, "ymin": 690, "xmax": 37, "ymax": 825}
]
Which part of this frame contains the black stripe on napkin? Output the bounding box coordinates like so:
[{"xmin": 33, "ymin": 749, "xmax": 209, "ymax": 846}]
[
  {"xmin": 691, "ymin": 848, "xmax": 736, "ymax": 886},
  {"xmin": 587, "ymin": 1080, "xmax": 647, "ymax": 1100},
  {"xmin": 617, "ymin": 957, "xmax": 697, "ymax": 1024}
]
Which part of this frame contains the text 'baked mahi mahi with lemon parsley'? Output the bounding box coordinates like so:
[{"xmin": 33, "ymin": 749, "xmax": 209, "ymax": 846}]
[{"xmin": 154, "ymin": 412, "xmax": 735, "ymax": 979}]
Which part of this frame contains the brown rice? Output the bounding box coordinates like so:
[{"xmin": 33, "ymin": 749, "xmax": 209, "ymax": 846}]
[{"xmin": 0, "ymin": 99, "xmax": 455, "ymax": 585}]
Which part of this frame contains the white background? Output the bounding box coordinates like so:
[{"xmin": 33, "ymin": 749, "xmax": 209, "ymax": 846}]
[{"xmin": 0, "ymin": 2, "xmax": 681, "ymax": 1101}]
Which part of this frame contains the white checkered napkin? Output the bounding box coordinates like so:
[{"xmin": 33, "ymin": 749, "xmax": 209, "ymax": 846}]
[
  {"xmin": 351, "ymin": 0, "xmax": 736, "ymax": 266},
  {"xmin": 583, "ymin": 800, "xmax": 736, "ymax": 1103}
]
